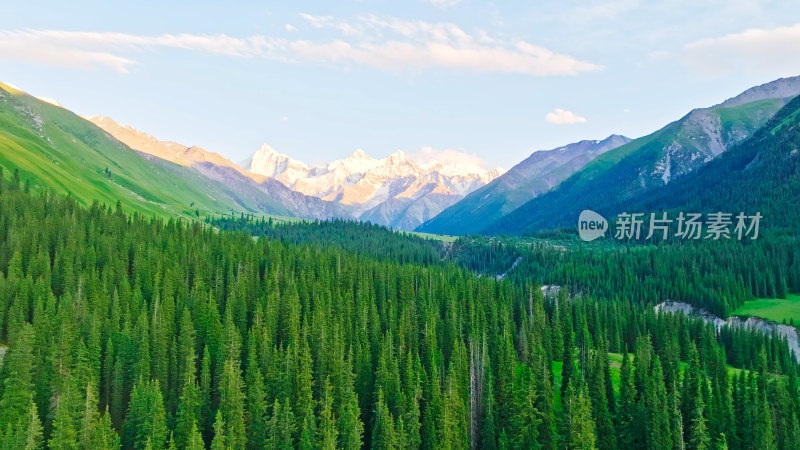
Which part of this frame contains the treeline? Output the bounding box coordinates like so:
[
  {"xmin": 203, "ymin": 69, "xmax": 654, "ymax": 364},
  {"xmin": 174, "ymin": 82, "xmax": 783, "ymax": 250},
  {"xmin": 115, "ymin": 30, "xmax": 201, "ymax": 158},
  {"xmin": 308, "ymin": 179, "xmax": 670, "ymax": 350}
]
[
  {"xmin": 0, "ymin": 172, "xmax": 798, "ymax": 449},
  {"xmin": 216, "ymin": 216, "xmax": 799, "ymax": 318},
  {"xmin": 208, "ymin": 215, "xmax": 445, "ymax": 267},
  {"xmin": 450, "ymin": 235, "xmax": 800, "ymax": 318}
]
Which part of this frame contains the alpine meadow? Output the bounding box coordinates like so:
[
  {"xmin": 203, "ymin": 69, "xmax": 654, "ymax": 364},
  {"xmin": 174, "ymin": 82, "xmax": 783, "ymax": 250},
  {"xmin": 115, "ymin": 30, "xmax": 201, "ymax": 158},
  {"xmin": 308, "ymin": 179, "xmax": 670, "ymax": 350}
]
[{"xmin": 2, "ymin": 2, "xmax": 800, "ymax": 450}]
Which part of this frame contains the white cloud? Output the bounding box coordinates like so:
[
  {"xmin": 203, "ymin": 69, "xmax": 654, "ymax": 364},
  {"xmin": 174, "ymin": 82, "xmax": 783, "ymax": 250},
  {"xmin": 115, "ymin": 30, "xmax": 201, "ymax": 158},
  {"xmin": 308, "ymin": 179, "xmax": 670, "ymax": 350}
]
[
  {"xmin": 423, "ymin": 0, "xmax": 463, "ymax": 9},
  {"xmin": 682, "ymin": 22, "xmax": 800, "ymax": 77},
  {"xmin": 0, "ymin": 30, "xmax": 137, "ymax": 72},
  {"xmin": 285, "ymin": 24, "xmax": 298, "ymax": 32},
  {"xmin": 0, "ymin": 18, "xmax": 603, "ymax": 77},
  {"xmin": 545, "ymin": 108, "xmax": 587, "ymax": 124},
  {"xmin": 281, "ymin": 116, "xmax": 289, "ymax": 121},
  {"xmin": 0, "ymin": 30, "xmax": 284, "ymax": 72},
  {"xmin": 300, "ymin": 13, "xmax": 361, "ymax": 37},
  {"xmin": 290, "ymin": 15, "xmax": 602, "ymax": 76},
  {"xmin": 407, "ymin": 146, "xmax": 496, "ymax": 173}
]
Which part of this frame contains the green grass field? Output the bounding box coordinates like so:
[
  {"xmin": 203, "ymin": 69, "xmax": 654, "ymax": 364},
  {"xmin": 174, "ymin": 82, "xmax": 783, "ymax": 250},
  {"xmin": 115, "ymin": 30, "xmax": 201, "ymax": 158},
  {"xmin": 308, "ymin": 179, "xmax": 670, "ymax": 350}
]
[
  {"xmin": 406, "ymin": 230, "xmax": 458, "ymax": 243},
  {"xmin": 732, "ymin": 294, "xmax": 800, "ymax": 325}
]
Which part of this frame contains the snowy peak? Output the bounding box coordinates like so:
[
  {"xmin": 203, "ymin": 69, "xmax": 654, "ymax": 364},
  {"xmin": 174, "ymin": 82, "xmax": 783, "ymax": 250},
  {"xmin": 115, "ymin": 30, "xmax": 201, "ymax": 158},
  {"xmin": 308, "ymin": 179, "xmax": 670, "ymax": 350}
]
[
  {"xmin": 242, "ymin": 144, "xmax": 504, "ymax": 229},
  {"xmin": 248, "ymin": 143, "xmax": 309, "ymax": 180},
  {"xmin": 246, "ymin": 145, "xmax": 501, "ymax": 192},
  {"xmin": 350, "ymin": 148, "xmax": 371, "ymax": 159}
]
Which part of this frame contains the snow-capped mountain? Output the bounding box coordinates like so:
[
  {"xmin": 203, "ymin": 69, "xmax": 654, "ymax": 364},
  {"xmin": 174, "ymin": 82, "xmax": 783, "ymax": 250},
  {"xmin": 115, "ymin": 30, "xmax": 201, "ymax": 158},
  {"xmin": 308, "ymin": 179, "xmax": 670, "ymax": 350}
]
[
  {"xmin": 246, "ymin": 145, "xmax": 504, "ymax": 230},
  {"xmin": 242, "ymin": 144, "xmax": 310, "ymax": 182},
  {"xmin": 84, "ymin": 112, "xmax": 502, "ymax": 230},
  {"xmin": 86, "ymin": 115, "xmax": 354, "ymax": 221}
]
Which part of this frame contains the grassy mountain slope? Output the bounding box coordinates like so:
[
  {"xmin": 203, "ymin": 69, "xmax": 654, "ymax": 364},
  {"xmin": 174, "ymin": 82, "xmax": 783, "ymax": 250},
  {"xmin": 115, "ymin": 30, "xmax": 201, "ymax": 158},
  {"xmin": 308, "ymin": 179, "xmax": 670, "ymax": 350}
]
[
  {"xmin": 617, "ymin": 93, "xmax": 800, "ymax": 233},
  {"xmin": 87, "ymin": 113, "xmax": 354, "ymax": 221},
  {"xmin": 0, "ymin": 83, "xmax": 291, "ymax": 219},
  {"xmin": 487, "ymin": 77, "xmax": 800, "ymax": 235}
]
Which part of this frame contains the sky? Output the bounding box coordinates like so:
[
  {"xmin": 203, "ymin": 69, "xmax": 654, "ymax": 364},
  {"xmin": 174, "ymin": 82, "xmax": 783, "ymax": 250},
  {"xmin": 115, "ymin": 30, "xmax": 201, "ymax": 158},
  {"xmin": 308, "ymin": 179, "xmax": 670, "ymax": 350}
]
[{"xmin": 2, "ymin": 1, "xmax": 800, "ymax": 169}]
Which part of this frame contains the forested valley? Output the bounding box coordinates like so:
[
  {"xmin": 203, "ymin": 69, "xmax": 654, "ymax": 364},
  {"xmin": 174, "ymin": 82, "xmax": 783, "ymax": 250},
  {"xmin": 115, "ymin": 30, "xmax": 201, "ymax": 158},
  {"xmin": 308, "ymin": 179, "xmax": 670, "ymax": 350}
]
[
  {"xmin": 213, "ymin": 215, "xmax": 800, "ymax": 319},
  {"xmin": 0, "ymin": 170, "xmax": 797, "ymax": 450}
]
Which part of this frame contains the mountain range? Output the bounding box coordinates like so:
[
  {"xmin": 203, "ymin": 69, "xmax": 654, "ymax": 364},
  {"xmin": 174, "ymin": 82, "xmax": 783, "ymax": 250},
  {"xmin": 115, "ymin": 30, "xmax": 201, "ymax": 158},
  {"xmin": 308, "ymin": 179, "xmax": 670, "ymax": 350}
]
[
  {"xmin": 619, "ymin": 93, "xmax": 800, "ymax": 232},
  {"xmin": 0, "ymin": 82, "xmax": 262, "ymax": 219},
  {"xmin": 84, "ymin": 115, "xmax": 353, "ymax": 221},
  {"xmin": 1, "ymin": 76, "xmax": 799, "ymax": 237},
  {"xmin": 478, "ymin": 76, "xmax": 800, "ymax": 235},
  {"xmin": 245, "ymin": 144, "xmax": 504, "ymax": 230},
  {"xmin": 85, "ymin": 112, "xmax": 505, "ymax": 229},
  {"xmin": 0, "ymin": 86, "xmax": 504, "ymax": 230},
  {"xmin": 418, "ymin": 134, "xmax": 631, "ymax": 235}
]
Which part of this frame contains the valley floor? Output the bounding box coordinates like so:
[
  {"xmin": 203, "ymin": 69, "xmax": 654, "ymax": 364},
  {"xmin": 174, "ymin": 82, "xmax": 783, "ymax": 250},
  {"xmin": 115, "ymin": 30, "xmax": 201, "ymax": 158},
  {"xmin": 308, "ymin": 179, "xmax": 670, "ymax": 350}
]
[{"xmin": 732, "ymin": 294, "xmax": 800, "ymax": 325}]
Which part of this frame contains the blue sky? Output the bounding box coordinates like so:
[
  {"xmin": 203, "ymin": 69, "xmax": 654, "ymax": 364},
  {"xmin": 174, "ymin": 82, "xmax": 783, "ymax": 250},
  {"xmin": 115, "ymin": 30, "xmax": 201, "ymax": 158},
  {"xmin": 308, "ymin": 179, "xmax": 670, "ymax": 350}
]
[{"xmin": 2, "ymin": 0, "xmax": 800, "ymax": 169}]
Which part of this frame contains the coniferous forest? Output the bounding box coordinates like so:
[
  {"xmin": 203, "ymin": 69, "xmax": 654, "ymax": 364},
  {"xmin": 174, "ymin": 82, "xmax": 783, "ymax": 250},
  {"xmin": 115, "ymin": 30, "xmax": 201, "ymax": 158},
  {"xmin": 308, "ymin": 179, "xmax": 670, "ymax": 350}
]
[{"xmin": 0, "ymin": 168, "xmax": 799, "ymax": 450}]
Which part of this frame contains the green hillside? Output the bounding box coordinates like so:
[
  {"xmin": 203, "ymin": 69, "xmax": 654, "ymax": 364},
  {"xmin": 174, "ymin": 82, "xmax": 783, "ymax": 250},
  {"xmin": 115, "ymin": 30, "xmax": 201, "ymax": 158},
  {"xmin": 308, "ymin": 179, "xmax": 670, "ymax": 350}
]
[
  {"xmin": 0, "ymin": 83, "xmax": 282, "ymax": 219},
  {"xmin": 614, "ymin": 93, "xmax": 800, "ymax": 235},
  {"xmin": 487, "ymin": 86, "xmax": 797, "ymax": 235}
]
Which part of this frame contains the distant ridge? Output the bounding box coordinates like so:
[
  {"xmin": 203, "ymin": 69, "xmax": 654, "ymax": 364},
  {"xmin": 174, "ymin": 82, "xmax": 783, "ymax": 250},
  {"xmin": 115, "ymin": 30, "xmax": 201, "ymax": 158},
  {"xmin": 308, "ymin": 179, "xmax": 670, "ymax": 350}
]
[{"xmin": 417, "ymin": 134, "xmax": 630, "ymax": 235}]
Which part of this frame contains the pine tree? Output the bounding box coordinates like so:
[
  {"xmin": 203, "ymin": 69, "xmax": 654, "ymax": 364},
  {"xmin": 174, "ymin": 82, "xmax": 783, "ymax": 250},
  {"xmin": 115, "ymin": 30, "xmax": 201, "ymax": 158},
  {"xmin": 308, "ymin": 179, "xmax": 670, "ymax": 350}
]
[
  {"xmin": 562, "ymin": 378, "xmax": 596, "ymax": 450},
  {"xmin": 174, "ymin": 358, "xmax": 201, "ymax": 449},
  {"xmin": 295, "ymin": 332, "xmax": 316, "ymax": 450},
  {"xmin": 124, "ymin": 379, "xmax": 167, "ymax": 450},
  {"xmin": 443, "ymin": 363, "xmax": 469, "ymax": 449},
  {"xmin": 646, "ymin": 356, "xmax": 671, "ymax": 450},
  {"xmin": 266, "ymin": 398, "xmax": 295, "ymax": 449},
  {"xmin": 219, "ymin": 358, "xmax": 247, "ymax": 448},
  {"xmin": 337, "ymin": 366, "xmax": 363, "ymax": 450},
  {"xmin": 211, "ymin": 411, "xmax": 227, "ymax": 450},
  {"xmin": 510, "ymin": 364, "xmax": 541, "ymax": 449},
  {"xmin": 688, "ymin": 394, "xmax": 710, "ymax": 450},
  {"xmin": 481, "ymin": 365, "xmax": 498, "ymax": 450},
  {"xmin": 93, "ymin": 409, "xmax": 120, "ymax": 450},
  {"xmin": 200, "ymin": 345, "xmax": 214, "ymax": 442},
  {"xmin": 617, "ymin": 350, "xmax": 638, "ymax": 449},
  {"xmin": 753, "ymin": 388, "xmax": 776, "ymax": 450},
  {"xmin": 371, "ymin": 390, "xmax": 396, "ymax": 450},
  {"xmin": 0, "ymin": 324, "xmax": 36, "ymax": 428},
  {"xmin": 11, "ymin": 397, "xmax": 43, "ymax": 450},
  {"xmin": 79, "ymin": 382, "xmax": 100, "ymax": 449},
  {"xmin": 590, "ymin": 350, "xmax": 616, "ymax": 450},
  {"xmin": 49, "ymin": 382, "xmax": 79, "ymax": 450},
  {"xmin": 186, "ymin": 422, "xmax": 206, "ymax": 450},
  {"xmin": 715, "ymin": 432, "xmax": 728, "ymax": 450},
  {"xmin": 245, "ymin": 335, "xmax": 267, "ymax": 449},
  {"xmin": 317, "ymin": 378, "xmax": 339, "ymax": 450}
]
